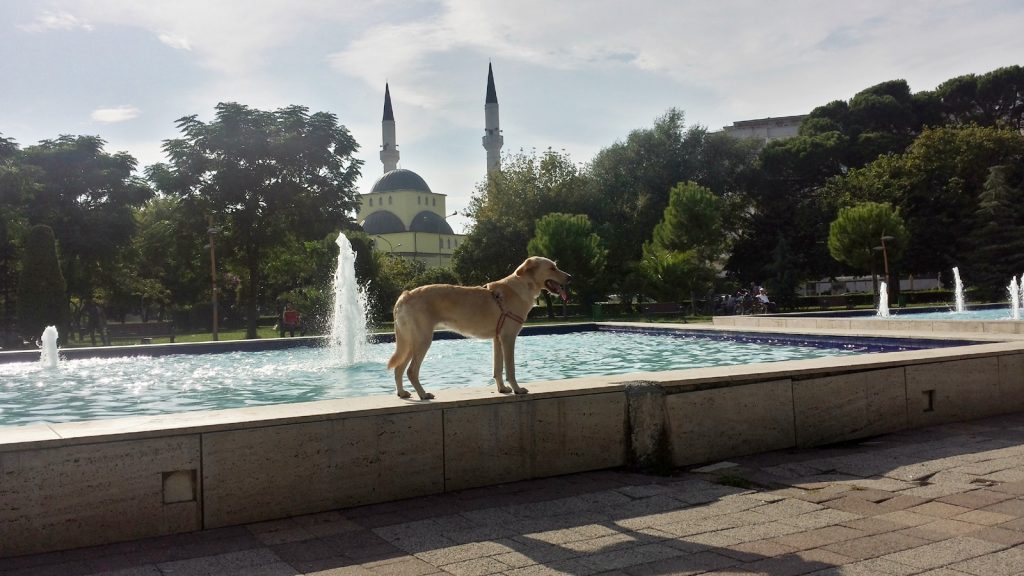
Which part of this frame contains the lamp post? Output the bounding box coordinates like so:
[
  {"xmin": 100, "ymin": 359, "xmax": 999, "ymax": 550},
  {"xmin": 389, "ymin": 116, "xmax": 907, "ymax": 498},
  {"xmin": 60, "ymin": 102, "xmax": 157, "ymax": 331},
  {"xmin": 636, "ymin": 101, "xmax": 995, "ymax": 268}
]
[
  {"xmin": 374, "ymin": 235, "xmax": 400, "ymax": 253},
  {"xmin": 439, "ymin": 211, "xmax": 457, "ymax": 267},
  {"xmin": 207, "ymin": 217, "xmax": 221, "ymax": 341}
]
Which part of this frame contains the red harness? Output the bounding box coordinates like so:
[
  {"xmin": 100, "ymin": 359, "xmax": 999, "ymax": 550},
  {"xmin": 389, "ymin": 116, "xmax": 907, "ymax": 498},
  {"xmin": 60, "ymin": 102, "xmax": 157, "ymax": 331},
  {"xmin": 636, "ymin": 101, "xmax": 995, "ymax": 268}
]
[{"xmin": 491, "ymin": 290, "xmax": 524, "ymax": 336}]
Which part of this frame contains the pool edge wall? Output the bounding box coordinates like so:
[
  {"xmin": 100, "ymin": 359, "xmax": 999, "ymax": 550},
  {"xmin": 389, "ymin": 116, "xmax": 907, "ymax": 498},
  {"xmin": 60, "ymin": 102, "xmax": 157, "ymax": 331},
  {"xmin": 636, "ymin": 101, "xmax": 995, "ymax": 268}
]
[{"xmin": 3, "ymin": 332, "xmax": 1024, "ymax": 557}]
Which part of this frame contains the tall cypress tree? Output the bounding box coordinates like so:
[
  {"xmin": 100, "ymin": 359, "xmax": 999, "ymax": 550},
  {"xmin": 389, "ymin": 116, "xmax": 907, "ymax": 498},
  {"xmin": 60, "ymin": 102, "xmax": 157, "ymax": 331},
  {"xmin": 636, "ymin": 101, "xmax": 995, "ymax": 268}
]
[{"xmin": 16, "ymin": 224, "xmax": 69, "ymax": 344}]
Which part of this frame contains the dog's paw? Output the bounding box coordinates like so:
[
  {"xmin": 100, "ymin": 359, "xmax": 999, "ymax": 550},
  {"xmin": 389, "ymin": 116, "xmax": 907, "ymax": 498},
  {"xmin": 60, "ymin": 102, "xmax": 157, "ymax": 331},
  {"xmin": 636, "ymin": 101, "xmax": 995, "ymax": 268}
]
[
  {"xmin": 397, "ymin": 390, "xmax": 412, "ymax": 399},
  {"xmin": 497, "ymin": 385, "xmax": 512, "ymax": 394},
  {"xmin": 419, "ymin": 392, "xmax": 435, "ymax": 400},
  {"xmin": 515, "ymin": 387, "xmax": 529, "ymax": 395}
]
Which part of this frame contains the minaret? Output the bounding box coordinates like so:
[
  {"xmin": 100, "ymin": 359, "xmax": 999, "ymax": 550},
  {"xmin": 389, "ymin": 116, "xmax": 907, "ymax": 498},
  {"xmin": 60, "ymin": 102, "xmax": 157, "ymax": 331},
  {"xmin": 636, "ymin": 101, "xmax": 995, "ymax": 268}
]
[
  {"xmin": 380, "ymin": 83, "xmax": 399, "ymax": 172},
  {"xmin": 482, "ymin": 63, "xmax": 503, "ymax": 174}
]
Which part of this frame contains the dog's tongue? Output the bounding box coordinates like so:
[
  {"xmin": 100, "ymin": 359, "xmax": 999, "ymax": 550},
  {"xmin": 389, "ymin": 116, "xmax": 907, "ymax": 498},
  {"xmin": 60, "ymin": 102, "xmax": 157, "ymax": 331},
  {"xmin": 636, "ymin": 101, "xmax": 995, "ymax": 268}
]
[{"xmin": 547, "ymin": 280, "xmax": 569, "ymax": 302}]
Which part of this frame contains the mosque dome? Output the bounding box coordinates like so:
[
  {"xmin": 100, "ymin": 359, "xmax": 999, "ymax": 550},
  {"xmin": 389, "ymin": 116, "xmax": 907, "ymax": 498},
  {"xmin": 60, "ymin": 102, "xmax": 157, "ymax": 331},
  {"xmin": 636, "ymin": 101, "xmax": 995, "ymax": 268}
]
[
  {"xmin": 361, "ymin": 210, "xmax": 406, "ymax": 235},
  {"xmin": 370, "ymin": 169, "xmax": 432, "ymax": 193},
  {"xmin": 409, "ymin": 211, "xmax": 454, "ymax": 235}
]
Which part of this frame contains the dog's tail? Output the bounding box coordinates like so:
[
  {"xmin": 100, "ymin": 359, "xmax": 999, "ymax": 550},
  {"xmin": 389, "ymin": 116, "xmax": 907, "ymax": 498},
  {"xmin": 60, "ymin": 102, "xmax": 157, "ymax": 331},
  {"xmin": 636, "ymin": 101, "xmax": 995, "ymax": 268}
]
[{"xmin": 387, "ymin": 291, "xmax": 411, "ymax": 370}]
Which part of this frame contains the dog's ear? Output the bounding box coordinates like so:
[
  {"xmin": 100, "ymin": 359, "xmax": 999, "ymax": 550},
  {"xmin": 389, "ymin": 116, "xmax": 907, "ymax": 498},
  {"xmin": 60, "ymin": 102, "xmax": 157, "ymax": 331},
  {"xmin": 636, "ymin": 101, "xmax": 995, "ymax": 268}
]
[{"xmin": 515, "ymin": 258, "xmax": 536, "ymax": 277}]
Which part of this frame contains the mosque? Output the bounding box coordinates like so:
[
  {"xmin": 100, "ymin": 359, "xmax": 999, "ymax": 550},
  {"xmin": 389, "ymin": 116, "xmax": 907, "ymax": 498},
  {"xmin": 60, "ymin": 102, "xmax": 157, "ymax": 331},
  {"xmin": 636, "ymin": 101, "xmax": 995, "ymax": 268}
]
[{"xmin": 356, "ymin": 65, "xmax": 503, "ymax": 268}]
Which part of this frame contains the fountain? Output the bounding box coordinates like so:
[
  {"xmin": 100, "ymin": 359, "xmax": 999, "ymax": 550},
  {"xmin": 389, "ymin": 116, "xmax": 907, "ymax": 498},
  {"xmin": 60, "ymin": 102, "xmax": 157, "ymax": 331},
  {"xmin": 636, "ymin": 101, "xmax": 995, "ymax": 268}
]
[
  {"xmin": 39, "ymin": 325, "xmax": 59, "ymax": 369},
  {"xmin": 1019, "ymin": 274, "xmax": 1023, "ymax": 318},
  {"xmin": 1011, "ymin": 276, "xmax": 1021, "ymax": 321},
  {"xmin": 328, "ymin": 233, "xmax": 369, "ymax": 364},
  {"xmin": 876, "ymin": 282, "xmax": 890, "ymax": 317},
  {"xmin": 953, "ymin": 266, "xmax": 965, "ymax": 313}
]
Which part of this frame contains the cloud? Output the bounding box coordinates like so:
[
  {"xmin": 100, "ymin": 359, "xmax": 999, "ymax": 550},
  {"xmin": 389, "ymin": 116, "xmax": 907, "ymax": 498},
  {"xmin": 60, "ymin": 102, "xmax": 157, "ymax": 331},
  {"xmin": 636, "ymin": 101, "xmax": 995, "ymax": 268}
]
[
  {"xmin": 158, "ymin": 32, "xmax": 191, "ymax": 51},
  {"xmin": 91, "ymin": 106, "xmax": 141, "ymax": 124},
  {"xmin": 19, "ymin": 10, "xmax": 94, "ymax": 32}
]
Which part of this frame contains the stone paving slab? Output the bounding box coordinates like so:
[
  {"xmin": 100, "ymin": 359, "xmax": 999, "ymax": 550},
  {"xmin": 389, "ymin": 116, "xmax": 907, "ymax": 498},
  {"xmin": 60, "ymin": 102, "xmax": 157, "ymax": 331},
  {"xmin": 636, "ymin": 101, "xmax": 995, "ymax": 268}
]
[{"xmin": 7, "ymin": 412, "xmax": 1024, "ymax": 575}]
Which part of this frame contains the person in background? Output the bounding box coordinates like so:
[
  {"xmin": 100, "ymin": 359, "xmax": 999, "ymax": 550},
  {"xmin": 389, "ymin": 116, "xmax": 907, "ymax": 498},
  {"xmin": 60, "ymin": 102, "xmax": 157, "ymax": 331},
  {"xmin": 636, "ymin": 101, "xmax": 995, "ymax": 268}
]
[{"xmin": 280, "ymin": 303, "xmax": 301, "ymax": 337}]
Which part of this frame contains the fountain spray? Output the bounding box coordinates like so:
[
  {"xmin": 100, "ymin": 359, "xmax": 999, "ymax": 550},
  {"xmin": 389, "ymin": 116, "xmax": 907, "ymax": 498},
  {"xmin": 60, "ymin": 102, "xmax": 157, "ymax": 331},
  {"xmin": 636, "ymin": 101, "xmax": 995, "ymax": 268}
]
[
  {"xmin": 328, "ymin": 234, "xmax": 369, "ymax": 365},
  {"xmin": 39, "ymin": 326, "xmax": 59, "ymax": 369},
  {"xmin": 952, "ymin": 267, "xmax": 965, "ymax": 313}
]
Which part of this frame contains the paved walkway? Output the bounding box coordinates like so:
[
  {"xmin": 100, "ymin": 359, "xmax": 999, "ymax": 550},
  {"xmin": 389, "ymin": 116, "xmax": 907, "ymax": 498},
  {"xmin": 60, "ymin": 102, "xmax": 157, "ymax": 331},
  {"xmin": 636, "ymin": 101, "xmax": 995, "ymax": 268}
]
[{"xmin": 6, "ymin": 414, "xmax": 1024, "ymax": 576}]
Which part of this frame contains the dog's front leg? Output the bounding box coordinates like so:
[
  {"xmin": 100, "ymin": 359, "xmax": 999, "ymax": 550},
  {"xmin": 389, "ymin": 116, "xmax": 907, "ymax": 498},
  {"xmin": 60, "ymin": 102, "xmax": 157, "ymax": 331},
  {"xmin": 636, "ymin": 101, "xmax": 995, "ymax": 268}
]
[
  {"xmin": 501, "ymin": 335, "xmax": 528, "ymax": 394},
  {"xmin": 493, "ymin": 336, "xmax": 511, "ymax": 393}
]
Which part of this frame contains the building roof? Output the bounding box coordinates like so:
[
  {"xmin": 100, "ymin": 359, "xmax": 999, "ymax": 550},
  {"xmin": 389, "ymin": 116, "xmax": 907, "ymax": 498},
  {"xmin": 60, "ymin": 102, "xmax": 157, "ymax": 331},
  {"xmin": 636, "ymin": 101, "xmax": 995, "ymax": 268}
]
[
  {"xmin": 409, "ymin": 211, "xmax": 455, "ymax": 235},
  {"xmin": 361, "ymin": 210, "xmax": 406, "ymax": 235},
  {"xmin": 369, "ymin": 169, "xmax": 432, "ymax": 193}
]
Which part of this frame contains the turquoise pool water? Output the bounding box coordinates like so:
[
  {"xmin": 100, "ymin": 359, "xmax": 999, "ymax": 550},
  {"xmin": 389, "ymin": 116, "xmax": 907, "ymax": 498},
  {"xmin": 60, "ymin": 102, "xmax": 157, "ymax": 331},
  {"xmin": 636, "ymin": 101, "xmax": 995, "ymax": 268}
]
[
  {"xmin": 0, "ymin": 328, "xmax": 942, "ymax": 426},
  {"xmin": 886, "ymin": 308, "xmax": 1017, "ymax": 320}
]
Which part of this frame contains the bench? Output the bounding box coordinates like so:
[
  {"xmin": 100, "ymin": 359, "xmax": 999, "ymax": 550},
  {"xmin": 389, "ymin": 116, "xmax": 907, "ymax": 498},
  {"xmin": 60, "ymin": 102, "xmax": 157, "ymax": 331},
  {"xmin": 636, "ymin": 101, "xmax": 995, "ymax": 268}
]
[
  {"xmin": 104, "ymin": 321, "xmax": 176, "ymax": 345},
  {"xmin": 641, "ymin": 302, "xmax": 687, "ymax": 322}
]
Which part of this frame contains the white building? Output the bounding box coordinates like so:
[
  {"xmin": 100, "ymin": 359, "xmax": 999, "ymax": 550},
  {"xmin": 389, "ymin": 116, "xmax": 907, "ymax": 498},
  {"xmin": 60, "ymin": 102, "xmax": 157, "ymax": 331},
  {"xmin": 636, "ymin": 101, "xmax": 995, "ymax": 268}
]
[{"xmin": 723, "ymin": 114, "xmax": 808, "ymax": 142}]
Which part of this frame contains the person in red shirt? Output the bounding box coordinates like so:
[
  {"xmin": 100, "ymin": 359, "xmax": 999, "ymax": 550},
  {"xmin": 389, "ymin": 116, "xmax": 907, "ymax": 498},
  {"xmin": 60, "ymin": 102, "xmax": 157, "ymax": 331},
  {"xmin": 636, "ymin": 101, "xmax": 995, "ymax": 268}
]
[{"xmin": 280, "ymin": 303, "xmax": 301, "ymax": 337}]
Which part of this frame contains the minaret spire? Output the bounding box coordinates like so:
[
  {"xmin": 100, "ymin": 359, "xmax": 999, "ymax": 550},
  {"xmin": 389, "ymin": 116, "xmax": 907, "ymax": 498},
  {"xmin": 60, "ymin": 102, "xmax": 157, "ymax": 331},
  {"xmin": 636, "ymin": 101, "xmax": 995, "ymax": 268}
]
[
  {"xmin": 482, "ymin": 63, "xmax": 503, "ymax": 174},
  {"xmin": 380, "ymin": 83, "xmax": 399, "ymax": 172}
]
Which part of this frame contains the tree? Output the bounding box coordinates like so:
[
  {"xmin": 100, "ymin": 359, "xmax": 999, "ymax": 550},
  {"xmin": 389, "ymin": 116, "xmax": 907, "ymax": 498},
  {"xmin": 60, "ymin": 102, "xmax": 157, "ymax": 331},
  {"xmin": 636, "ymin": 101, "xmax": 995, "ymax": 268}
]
[
  {"xmin": 16, "ymin": 224, "xmax": 69, "ymax": 343},
  {"xmin": 527, "ymin": 213, "xmax": 607, "ymax": 310},
  {"xmin": 639, "ymin": 242, "xmax": 709, "ymax": 312},
  {"xmin": 455, "ymin": 148, "xmax": 591, "ymax": 284},
  {"xmin": 19, "ymin": 135, "xmax": 153, "ymax": 307},
  {"xmin": 827, "ymin": 125, "xmax": 1024, "ymax": 275},
  {"xmin": 646, "ymin": 182, "xmax": 726, "ymax": 313},
  {"xmin": 151, "ymin": 103, "xmax": 363, "ymax": 338},
  {"xmin": 962, "ymin": 165, "xmax": 1024, "ymax": 300},
  {"xmin": 588, "ymin": 110, "xmax": 705, "ymax": 270},
  {"xmin": 828, "ymin": 202, "xmax": 908, "ymax": 298},
  {"xmin": 0, "ymin": 135, "xmax": 33, "ymax": 345},
  {"xmin": 936, "ymin": 66, "xmax": 1024, "ymax": 131}
]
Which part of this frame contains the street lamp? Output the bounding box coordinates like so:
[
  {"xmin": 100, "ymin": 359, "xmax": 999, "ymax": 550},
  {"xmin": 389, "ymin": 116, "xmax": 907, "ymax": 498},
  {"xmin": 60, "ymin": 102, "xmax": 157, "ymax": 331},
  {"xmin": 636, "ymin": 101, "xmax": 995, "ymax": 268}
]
[
  {"xmin": 374, "ymin": 235, "xmax": 401, "ymax": 253},
  {"xmin": 439, "ymin": 211, "xmax": 457, "ymax": 267},
  {"xmin": 206, "ymin": 217, "xmax": 221, "ymax": 341}
]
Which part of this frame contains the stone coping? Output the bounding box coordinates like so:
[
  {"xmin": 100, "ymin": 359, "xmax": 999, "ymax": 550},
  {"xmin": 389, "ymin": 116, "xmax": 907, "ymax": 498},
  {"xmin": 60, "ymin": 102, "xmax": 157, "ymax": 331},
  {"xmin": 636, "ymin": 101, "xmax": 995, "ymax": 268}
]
[
  {"xmin": 713, "ymin": 314, "xmax": 1024, "ymax": 336},
  {"xmin": 3, "ymin": 321, "xmax": 1022, "ymax": 454}
]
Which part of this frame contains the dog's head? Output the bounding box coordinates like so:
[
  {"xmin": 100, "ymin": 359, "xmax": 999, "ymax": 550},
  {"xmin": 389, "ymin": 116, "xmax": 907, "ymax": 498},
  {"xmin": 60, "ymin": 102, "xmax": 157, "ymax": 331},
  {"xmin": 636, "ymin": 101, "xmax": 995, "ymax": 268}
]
[{"xmin": 515, "ymin": 257, "xmax": 571, "ymax": 302}]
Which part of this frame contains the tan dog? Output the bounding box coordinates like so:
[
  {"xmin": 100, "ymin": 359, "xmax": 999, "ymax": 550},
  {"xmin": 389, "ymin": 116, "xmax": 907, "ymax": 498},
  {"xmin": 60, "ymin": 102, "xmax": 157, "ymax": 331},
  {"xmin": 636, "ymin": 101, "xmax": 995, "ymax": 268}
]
[{"xmin": 387, "ymin": 257, "xmax": 571, "ymax": 400}]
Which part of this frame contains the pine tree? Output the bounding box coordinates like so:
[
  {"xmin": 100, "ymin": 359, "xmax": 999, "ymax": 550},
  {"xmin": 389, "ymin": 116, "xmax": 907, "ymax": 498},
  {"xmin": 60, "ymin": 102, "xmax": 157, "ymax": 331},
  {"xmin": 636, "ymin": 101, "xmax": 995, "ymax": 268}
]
[{"xmin": 964, "ymin": 165, "xmax": 1024, "ymax": 301}]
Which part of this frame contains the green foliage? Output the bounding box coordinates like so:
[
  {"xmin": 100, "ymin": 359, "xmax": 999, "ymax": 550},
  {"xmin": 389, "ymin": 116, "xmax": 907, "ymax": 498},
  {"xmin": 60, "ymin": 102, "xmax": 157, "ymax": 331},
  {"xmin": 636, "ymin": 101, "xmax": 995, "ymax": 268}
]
[
  {"xmin": 829, "ymin": 125, "xmax": 1024, "ymax": 274},
  {"xmin": 652, "ymin": 182, "xmax": 726, "ymax": 258},
  {"xmin": 828, "ymin": 202, "xmax": 908, "ymax": 284},
  {"xmin": 19, "ymin": 135, "xmax": 153, "ymax": 306},
  {"xmin": 935, "ymin": 65, "xmax": 1024, "ymax": 130},
  {"xmin": 587, "ymin": 109, "xmax": 756, "ymax": 273},
  {"xmin": 366, "ymin": 254, "xmax": 427, "ymax": 321},
  {"xmin": 455, "ymin": 148, "xmax": 592, "ymax": 284},
  {"xmin": 151, "ymin": 103, "xmax": 362, "ymax": 338},
  {"xmin": 527, "ymin": 213, "xmax": 607, "ymax": 305},
  {"xmin": 16, "ymin": 225, "xmax": 69, "ymax": 341},
  {"xmin": 411, "ymin": 267, "xmax": 460, "ymax": 288},
  {"xmin": 639, "ymin": 242, "xmax": 710, "ymax": 308},
  {"xmin": 644, "ymin": 182, "xmax": 725, "ymax": 312},
  {"xmin": 962, "ymin": 165, "xmax": 1024, "ymax": 300}
]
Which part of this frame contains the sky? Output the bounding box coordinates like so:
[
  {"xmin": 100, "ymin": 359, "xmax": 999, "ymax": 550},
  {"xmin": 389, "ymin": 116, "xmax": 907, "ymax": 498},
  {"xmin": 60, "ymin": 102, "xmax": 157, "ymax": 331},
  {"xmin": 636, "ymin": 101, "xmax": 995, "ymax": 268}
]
[{"xmin": 2, "ymin": 1, "xmax": 1023, "ymax": 234}]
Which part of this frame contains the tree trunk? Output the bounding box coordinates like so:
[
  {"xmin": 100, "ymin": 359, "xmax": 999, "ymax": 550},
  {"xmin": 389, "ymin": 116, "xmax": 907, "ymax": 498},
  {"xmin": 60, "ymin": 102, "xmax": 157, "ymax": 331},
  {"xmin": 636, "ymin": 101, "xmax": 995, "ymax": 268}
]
[{"xmin": 245, "ymin": 245, "xmax": 260, "ymax": 339}]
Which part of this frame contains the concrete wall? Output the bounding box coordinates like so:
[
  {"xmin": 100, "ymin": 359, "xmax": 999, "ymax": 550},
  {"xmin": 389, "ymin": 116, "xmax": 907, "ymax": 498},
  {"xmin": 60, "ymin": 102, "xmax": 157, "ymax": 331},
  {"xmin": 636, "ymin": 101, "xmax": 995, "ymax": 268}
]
[{"xmin": 4, "ymin": 338, "xmax": 1024, "ymax": 557}]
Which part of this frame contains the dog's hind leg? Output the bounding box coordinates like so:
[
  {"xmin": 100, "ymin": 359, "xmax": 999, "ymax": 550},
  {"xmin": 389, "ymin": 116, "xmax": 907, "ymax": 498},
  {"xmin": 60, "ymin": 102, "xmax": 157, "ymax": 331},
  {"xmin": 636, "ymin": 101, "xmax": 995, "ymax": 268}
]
[
  {"xmin": 492, "ymin": 336, "xmax": 511, "ymax": 393},
  {"xmin": 405, "ymin": 335, "xmax": 435, "ymax": 400},
  {"xmin": 390, "ymin": 330, "xmax": 414, "ymax": 399}
]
